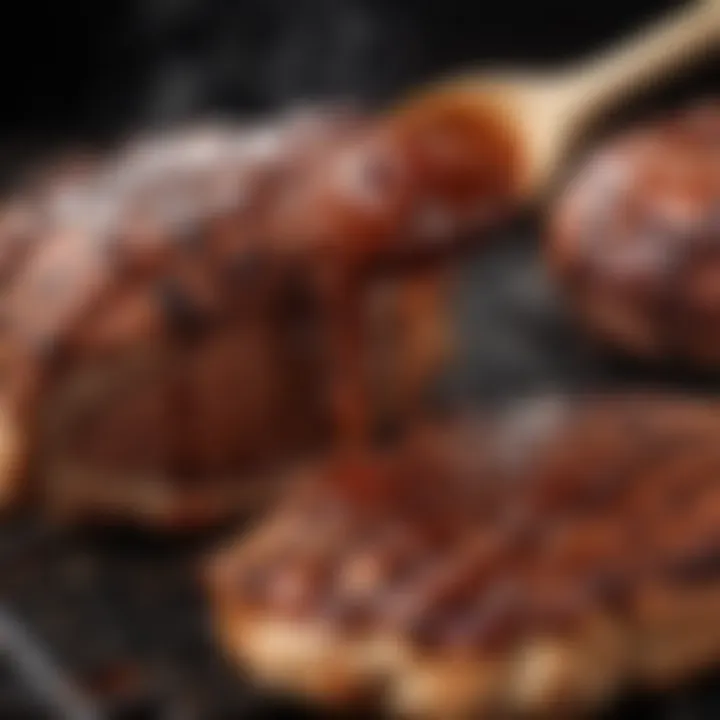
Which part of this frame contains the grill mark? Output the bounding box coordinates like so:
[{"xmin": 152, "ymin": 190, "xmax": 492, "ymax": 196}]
[
  {"xmin": 227, "ymin": 398, "xmax": 720, "ymax": 654},
  {"xmin": 551, "ymin": 106, "xmax": 720, "ymax": 365},
  {"xmin": 155, "ymin": 278, "xmax": 209, "ymax": 342}
]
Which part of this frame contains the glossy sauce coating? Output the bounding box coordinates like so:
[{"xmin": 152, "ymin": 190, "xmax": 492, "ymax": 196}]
[
  {"xmin": 268, "ymin": 97, "xmax": 519, "ymax": 449},
  {"xmin": 222, "ymin": 396, "xmax": 720, "ymax": 655},
  {"xmin": 0, "ymin": 100, "xmax": 519, "ymax": 524},
  {"xmin": 548, "ymin": 103, "xmax": 720, "ymax": 365}
]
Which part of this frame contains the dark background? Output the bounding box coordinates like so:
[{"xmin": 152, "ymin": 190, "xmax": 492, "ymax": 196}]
[{"xmin": 0, "ymin": 0, "xmax": 713, "ymax": 146}]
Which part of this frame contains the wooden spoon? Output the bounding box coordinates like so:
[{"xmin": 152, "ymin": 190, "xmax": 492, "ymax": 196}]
[
  {"xmin": 395, "ymin": 0, "xmax": 720, "ymax": 201},
  {"xmin": 324, "ymin": 2, "xmax": 720, "ymax": 467}
]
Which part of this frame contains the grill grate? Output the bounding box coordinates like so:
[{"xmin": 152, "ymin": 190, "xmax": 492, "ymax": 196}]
[
  {"xmin": 0, "ymin": 229, "xmax": 718, "ymax": 719},
  {"xmin": 0, "ymin": 519, "xmax": 251, "ymax": 719}
]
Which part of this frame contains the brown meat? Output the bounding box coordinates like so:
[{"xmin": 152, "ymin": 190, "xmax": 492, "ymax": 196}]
[
  {"xmin": 0, "ymin": 102, "xmax": 516, "ymax": 529},
  {"xmin": 207, "ymin": 395, "xmax": 720, "ymax": 717},
  {"xmin": 548, "ymin": 103, "xmax": 720, "ymax": 365}
]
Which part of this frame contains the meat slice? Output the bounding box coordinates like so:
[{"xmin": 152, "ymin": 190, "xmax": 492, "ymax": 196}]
[
  {"xmin": 0, "ymin": 98, "xmax": 517, "ymax": 529},
  {"xmin": 0, "ymin": 111, "xmax": 413, "ymax": 528},
  {"xmin": 548, "ymin": 102, "xmax": 720, "ymax": 365},
  {"xmin": 207, "ymin": 395, "xmax": 720, "ymax": 717}
]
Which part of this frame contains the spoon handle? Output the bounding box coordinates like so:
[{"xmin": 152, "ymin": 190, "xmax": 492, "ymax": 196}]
[{"xmin": 562, "ymin": 0, "xmax": 720, "ymax": 125}]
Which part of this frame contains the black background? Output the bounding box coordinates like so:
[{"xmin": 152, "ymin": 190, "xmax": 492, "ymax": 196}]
[{"xmin": 0, "ymin": 0, "xmax": 714, "ymax": 144}]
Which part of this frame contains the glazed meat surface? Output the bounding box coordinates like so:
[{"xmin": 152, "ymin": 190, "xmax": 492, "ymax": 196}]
[
  {"xmin": 0, "ymin": 99, "xmax": 516, "ymax": 528},
  {"xmin": 208, "ymin": 395, "xmax": 720, "ymax": 717},
  {"xmin": 548, "ymin": 103, "xmax": 720, "ymax": 365},
  {"xmin": 0, "ymin": 112, "xmax": 415, "ymax": 527}
]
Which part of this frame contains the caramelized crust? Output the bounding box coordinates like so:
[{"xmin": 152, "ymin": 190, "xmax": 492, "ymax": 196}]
[
  {"xmin": 208, "ymin": 395, "xmax": 720, "ymax": 717},
  {"xmin": 548, "ymin": 103, "xmax": 720, "ymax": 364},
  {"xmin": 0, "ymin": 101, "xmax": 517, "ymax": 528},
  {"xmin": 0, "ymin": 112, "xmax": 361, "ymax": 526}
]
